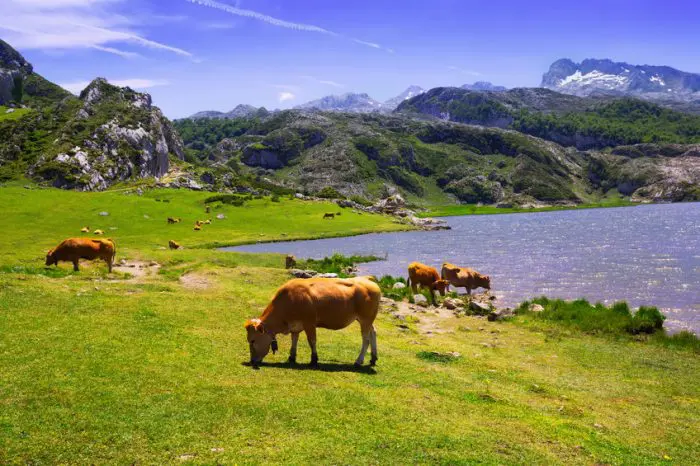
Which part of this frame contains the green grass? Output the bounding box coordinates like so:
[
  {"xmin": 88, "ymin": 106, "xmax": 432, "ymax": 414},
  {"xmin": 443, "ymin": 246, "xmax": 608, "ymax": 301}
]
[
  {"xmin": 0, "ymin": 184, "xmax": 698, "ymax": 464},
  {"xmin": 421, "ymin": 197, "xmax": 637, "ymax": 217},
  {"xmin": 0, "ymin": 105, "xmax": 32, "ymax": 122}
]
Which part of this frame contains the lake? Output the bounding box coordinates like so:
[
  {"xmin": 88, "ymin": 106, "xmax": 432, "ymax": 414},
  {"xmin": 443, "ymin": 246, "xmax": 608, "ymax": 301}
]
[{"xmin": 225, "ymin": 203, "xmax": 700, "ymax": 334}]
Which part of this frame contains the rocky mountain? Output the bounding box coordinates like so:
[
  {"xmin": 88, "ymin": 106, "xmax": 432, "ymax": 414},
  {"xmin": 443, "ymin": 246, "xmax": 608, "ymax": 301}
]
[
  {"xmin": 542, "ymin": 58, "xmax": 700, "ymax": 102},
  {"xmin": 461, "ymin": 81, "xmax": 507, "ymax": 92},
  {"xmin": 177, "ymin": 109, "xmax": 700, "ymax": 204},
  {"xmin": 0, "ymin": 40, "xmax": 184, "ymax": 189},
  {"xmin": 395, "ymin": 87, "xmax": 700, "ymax": 150},
  {"xmin": 295, "ymin": 92, "xmax": 385, "ymax": 113},
  {"xmin": 188, "ymin": 104, "xmax": 269, "ymax": 120},
  {"xmin": 382, "ymin": 86, "xmax": 426, "ymax": 111}
]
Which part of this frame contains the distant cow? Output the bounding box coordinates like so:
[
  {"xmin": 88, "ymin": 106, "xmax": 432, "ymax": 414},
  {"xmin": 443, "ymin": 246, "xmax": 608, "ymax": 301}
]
[
  {"xmin": 203, "ymin": 219, "xmax": 211, "ymax": 225},
  {"xmin": 46, "ymin": 238, "xmax": 116, "ymax": 272},
  {"xmin": 407, "ymin": 262, "xmax": 449, "ymax": 304},
  {"xmin": 245, "ymin": 276, "xmax": 381, "ymax": 367},
  {"xmin": 323, "ymin": 213, "xmax": 335, "ymax": 219},
  {"xmin": 194, "ymin": 224, "xmax": 201, "ymax": 231},
  {"xmin": 441, "ymin": 262, "xmax": 491, "ymax": 295},
  {"xmin": 169, "ymin": 240, "xmax": 181, "ymax": 250},
  {"xmin": 93, "ymin": 229, "xmax": 104, "ymax": 235},
  {"xmin": 206, "ymin": 206, "xmax": 211, "ymax": 214},
  {"xmin": 167, "ymin": 217, "xmax": 181, "ymax": 224},
  {"xmin": 80, "ymin": 226, "xmax": 90, "ymax": 233},
  {"xmin": 285, "ymin": 254, "xmax": 297, "ymax": 269}
]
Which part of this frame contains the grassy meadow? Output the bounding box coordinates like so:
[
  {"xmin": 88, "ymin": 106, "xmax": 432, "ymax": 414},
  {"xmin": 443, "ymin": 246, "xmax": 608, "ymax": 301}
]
[{"xmin": 0, "ymin": 183, "xmax": 698, "ymax": 464}]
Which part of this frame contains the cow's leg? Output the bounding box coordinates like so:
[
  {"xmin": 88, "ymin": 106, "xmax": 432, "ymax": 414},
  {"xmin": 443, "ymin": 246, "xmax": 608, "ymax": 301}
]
[
  {"xmin": 105, "ymin": 258, "xmax": 112, "ymax": 273},
  {"xmin": 369, "ymin": 325, "xmax": 378, "ymax": 366},
  {"xmin": 465, "ymin": 287, "xmax": 471, "ymax": 295},
  {"xmin": 72, "ymin": 259, "xmax": 80, "ymax": 271},
  {"xmin": 304, "ymin": 324, "xmax": 318, "ymax": 367},
  {"xmin": 354, "ymin": 322, "xmax": 372, "ymax": 367},
  {"xmin": 288, "ymin": 332, "xmax": 299, "ymax": 364}
]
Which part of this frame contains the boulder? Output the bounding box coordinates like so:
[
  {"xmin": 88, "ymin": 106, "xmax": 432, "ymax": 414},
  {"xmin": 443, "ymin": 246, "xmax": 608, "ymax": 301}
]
[
  {"xmin": 488, "ymin": 308, "xmax": 514, "ymax": 321},
  {"xmin": 336, "ymin": 199, "xmax": 354, "ymax": 208},
  {"xmin": 317, "ymin": 273, "xmax": 338, "ymax": 278},
  {"xmin": 443, "ymin": 297, "xmax": 463, "ymax": 310},
  {"xmin": 413, "ymin": 294, "xmax": 428, "ymax": 306},
  {"xmin": 470, "ymin": 300, "xmax": 491, "ymax": 315},
  {"xmin": 529, "ymin": 303, "xmax": 545, "ymax": 313},
  {"xmin": 392, "ymin": 282, "xmax": 406, "ymax": 289},
  {"xmin": 289, "ymin": 269, "xmax": 318, "ymax": 279},
  {"xmin": 99, "ymin": 211, "xmax": 109, "ymax": 216},
  {"xmin": 216, "ymin": 214, "xmax": 225, "ymax": 220}
]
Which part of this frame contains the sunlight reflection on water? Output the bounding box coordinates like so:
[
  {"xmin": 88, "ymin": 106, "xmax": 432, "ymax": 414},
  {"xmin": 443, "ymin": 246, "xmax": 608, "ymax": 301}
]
[{"xmin": 226, "ymin": 203, "xmax": 700, "ymax": 334}]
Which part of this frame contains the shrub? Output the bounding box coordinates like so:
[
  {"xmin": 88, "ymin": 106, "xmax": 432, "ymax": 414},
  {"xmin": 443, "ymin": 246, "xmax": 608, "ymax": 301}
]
[
  {"xmin": 296, "ymin": 253, "xmax": 380, "ymax": 276},
  {"xmin": 270, "ymin": 194, "xmax": 280, "ymax": 202},
  {"xmin": 350, "ymin": 195, "xmax": 373, "ymax": 207},
  {"xmin": 316, "ymin": 186, "xmax": 344, "ymax": 199}
]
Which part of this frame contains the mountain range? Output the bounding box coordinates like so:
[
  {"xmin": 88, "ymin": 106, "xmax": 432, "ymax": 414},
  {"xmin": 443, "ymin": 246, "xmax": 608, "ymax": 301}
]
[{"xmin": 2, "ymin": 36, "xmax": 699, "ymax": 204}]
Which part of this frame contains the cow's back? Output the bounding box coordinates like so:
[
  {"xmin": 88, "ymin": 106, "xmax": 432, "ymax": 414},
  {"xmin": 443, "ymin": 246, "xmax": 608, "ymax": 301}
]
[{"xmin": 409, "ymin": 262, "xmax": 439, "ymax": 286}]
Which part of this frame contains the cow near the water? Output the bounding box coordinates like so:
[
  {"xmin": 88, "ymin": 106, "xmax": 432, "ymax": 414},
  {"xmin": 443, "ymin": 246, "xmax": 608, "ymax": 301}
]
[
  {"xmin": 45, "ymin": 238, "xmax": 116, "ymax": 272},
  {"xmin": 407, "ymin": 262, "xmax": 449, "ymax": 305},
  {"xmin": 244, "ymin": 276, "xmax": 381, "ymax": 368},
  {"xmin": 323, "ymin": 213, "xmax": 335, "ymax": 219},
  {"xmin": 441, "ymin": 262, "xmax": 491, "ymax": 295}
]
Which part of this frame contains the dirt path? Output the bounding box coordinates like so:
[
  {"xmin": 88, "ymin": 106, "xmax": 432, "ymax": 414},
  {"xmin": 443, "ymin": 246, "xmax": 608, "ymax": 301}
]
[{"xmin": 112, "ymin": 260, "xmax": 161, "ymax": 281}]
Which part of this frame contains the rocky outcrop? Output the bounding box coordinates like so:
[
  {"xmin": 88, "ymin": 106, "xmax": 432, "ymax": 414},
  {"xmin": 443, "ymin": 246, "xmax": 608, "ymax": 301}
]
[
  {"xmin": 0, "ymin": 39, "xmax": 33, "ymax": 105},
  {"xmin": 31, "ymin": 78, "xmax": 184, "ymax": 190}
]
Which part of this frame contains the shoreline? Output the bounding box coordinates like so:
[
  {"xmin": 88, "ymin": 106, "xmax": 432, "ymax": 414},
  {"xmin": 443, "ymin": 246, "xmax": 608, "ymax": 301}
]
[{"xmin": 418, "ymin": 200, "xmax": 641, "ymax": 218}]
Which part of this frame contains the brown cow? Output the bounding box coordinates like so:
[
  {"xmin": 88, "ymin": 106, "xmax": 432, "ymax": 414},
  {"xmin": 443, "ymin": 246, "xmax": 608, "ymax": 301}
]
[
  {"xmin": 93, "ymin": 229, "xmax": 104, "ymax": 235},
  {"xmin": 80, "ymin": 226, "xmax": 90, "ymax": 233},
  {"xmin": 441, "ymin": 262, "xmax": 491, "ymax": 295},
  {"xmin": 407, "ymin": 262, "xmax": 449, "ymax": 304},
  {"xmin": 168, "ymin": 240, "xmax": 181, "ymax": 250},
  {"xmin": 245, "ymin": 276, "xmax": 381, "ymax": 368},
  {"xmin": 285, "ymin": 254, "xmax": 297, "ymax": 269},
  {"xmin": 323, "ymin": 213, "xmax": 335, "ymax": 219},
  {"xmin": 46, "ymin": 238, "xmax": 116, "ymax": 272},
  {"xmin": 167, "ymin": 217, "xmax": 181, "ymax": 224}
]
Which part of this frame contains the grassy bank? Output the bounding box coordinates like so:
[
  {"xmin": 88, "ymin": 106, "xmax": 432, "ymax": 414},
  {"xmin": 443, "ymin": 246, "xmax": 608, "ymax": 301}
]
[
  {"xmin": 1, "ymin": 185, "xmax": 698, "ymax": 464},
  {"xmin": 421, "ymin": 198, "xmax": 636, "ymax": 218}
]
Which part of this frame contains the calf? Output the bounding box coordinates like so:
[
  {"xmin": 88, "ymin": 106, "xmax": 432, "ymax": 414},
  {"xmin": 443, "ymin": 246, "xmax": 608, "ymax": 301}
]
[
  {"xmin": 407, "ymin": 262, "xmax": 449, "ymax": 304},
  {"xmin": 441, "ymin": 262, "xmax": 491, "ymax": 295}
]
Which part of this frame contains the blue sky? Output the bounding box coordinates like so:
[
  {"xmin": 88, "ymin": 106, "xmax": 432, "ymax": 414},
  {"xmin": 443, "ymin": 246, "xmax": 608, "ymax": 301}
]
[{"xmin": 1, "ymin": 0, "xmax": 697, "ymax": 118}]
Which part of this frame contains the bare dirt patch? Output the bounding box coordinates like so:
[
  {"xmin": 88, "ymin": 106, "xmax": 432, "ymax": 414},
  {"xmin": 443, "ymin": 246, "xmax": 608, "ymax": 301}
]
[
  {"xmin": 112, "ymin": 260, "xmax": 161, "ymax": 281},
  {"xmin": 179, "ymin": 272, "xmax": 213, "ymax": 290}
]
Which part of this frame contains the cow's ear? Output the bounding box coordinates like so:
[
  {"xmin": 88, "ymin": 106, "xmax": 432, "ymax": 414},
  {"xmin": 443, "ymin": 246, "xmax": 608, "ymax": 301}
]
[{"xmin": 254, "ymin": 322, "xmax": 265, "ymax": 334}]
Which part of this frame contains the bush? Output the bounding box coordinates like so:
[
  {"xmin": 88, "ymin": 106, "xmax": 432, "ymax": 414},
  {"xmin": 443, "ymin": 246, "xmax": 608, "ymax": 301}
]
[
  {"xmin": 296, "ymin": 253, "xmax": 380, "ymax": 275},
  {"xmin": 316, "ymin": 186, "xmax": 344, "ymax": 199},
  {"xmin": 350, "ymin": 195, "xmax": 374, "ymax": 207},
  {"xmin": 270, "ymin": 194, "xmax": 280, "ymax": 202}
]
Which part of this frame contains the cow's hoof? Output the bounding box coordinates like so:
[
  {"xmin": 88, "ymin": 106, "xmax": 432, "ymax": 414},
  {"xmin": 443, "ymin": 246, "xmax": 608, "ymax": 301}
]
[
  {"xmin": 370, "ymin": 358, "xmax": 378, "ymax": 367},
  {"xmin": 354, "ymin": 362, "xmax": 363, "ymax": 368},
  {"xmin": 308, "ymin": 361, "xmax": 320, "ymax": 368},
  {"xmin": 287, "ymin": 357, "xmax": 296, "ymax": 365}
]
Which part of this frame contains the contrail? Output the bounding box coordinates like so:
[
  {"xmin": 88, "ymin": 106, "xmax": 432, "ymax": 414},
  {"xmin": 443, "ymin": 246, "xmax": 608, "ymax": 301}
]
[{"xmin": 185, "ymin": 0, "xmax": 391, "ymax": 52}]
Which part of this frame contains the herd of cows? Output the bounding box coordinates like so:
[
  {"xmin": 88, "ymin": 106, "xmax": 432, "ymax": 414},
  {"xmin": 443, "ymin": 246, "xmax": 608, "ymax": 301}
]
[{"xmin": 43, "ymin": 221, "xmax": 491, "ymax": 369}]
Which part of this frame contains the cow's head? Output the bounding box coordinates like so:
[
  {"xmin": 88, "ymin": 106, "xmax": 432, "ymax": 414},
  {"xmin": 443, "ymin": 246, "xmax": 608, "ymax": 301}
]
[
  {"xmin": 479, "ymin": 275, "xmax": 491, "ymax": 290},
  {"xmin": 244, "ymin": 318, "xmax": 276, "ymax": 366},
  {"xmin": 432, "ymin": 279, "xmax": 450, "ymax": 296},
  {"xmin": 45, "ymin": 249, "xmax": 57, "ymax": 267}
]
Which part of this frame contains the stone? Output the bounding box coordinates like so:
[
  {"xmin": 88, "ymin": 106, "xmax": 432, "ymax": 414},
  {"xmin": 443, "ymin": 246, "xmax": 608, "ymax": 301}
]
[
  {"xmin": 317, "ymin": 273, "xmax": 338, "ymax": 278},
  {"xmin": 216, "ymin": 214, "xmax": 225, "ymax": 220},
  {"xmin": 413, "ymin": 294, "xmax": 428, "ymax": 305},
  {"xmin": 443, "ymin": 297, "xmax": 463, "ymax": 310},
  {"xmin": 488, "ymin": 308, "xmax": 514, "ymax": 321},
  {"xmin": 99, "ymin": 211, "xmax": 109, "ymax": 216},
  {"xmin": 295, "ymin": 193, "xmax": 305, "ymax": 199},
  {"xmin": 392, "ymin": 282, "xmax": 406, "ymax": 289},
  {"xmin": 470, "ymin": 300, "xmax": 491, "ymax": 315},
  {"xmin": 529, "ymin": 303, "xmax": 545, "ymax": 313},
  {"xmin": 289, "ymin": 269, "xmax": 318, "ymax": 279}
]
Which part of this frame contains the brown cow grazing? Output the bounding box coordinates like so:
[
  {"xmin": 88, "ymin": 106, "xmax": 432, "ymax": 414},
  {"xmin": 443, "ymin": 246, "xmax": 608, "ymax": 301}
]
[
  {"xmin": 46, "ymin": 238, "xmax": 116, "ymax": 272},
  {"xmin": 323, "ymin": 213, "xmax": 335, "ymax": 219},
  {"xmin": 194, "ymin": 224, "xmax": 201, "ymax": 231},
  {"xmin": 167, "ymin": 217, "xmax": 181, "ymax": 224},
  {"xmin": 168, "ymin": 240, "xmax": 181, "ymax": 250},
  {"xmin": 80, "ymin": 226, "xmax": 90, "ymax": 233},
  {"xmin": 407, "ymin": 262, "xmax": 449, "ymax": 304},
  {"xmin": 93, "ymin": 229, "xmax": 104, "ymax": 235},
  {"xmin": 441, "ymin": 262, "xmax": 491, "ymax": 295},
  {"xmin": 245, "ymin": 276, "xmax": 381, "ymax": 368},
  {"xmin": 204, "ymin": 219, "xmax": 211, "ymax": 225},
  {"xmin": 285, "ymin": 254, "xmax": 297, "ymax": 269}
]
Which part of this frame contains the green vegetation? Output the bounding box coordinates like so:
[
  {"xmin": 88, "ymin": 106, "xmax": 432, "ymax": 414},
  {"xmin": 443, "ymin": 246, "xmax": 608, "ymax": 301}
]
[
  {"xmin": 296, "ymin": 253, "xmax": 381, "ymax": 275},
  {"xmin": 0, "ymin": 184, "xmax": 698, "ymax": 463},
  {"xmin": 0, "ymin": 105, "xmax": 32, "ymax": 122}
]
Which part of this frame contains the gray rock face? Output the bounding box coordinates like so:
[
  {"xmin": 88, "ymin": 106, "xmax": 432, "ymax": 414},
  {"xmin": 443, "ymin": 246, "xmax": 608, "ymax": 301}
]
[
  {"xmin": 296, "ymin": 93, "xmax": 385, "ymax": 113},
  {"xmin": 0, "ymin": 39, "xmax": 33, "ymax": 105},
  {"xmin": 461, "ymin": 81, "xmax": 507, "ymax": 92},
  {"xmin": 32, "ymin": 78, "xmax": 184, "ymax": 190}
]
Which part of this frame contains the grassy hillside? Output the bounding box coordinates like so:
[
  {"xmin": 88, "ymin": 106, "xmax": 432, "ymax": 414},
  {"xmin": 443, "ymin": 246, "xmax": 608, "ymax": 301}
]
[
  {"xmin": 398, "ymin": 87, "xmax": 700, "ymax": 149},
  {"xmin": 0, "ymin": 185, "xmax": 698, "ymax": 464}
]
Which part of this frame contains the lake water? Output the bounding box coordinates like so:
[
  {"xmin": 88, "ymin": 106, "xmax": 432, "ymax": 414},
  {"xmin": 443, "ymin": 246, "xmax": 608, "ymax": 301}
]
[{"xmin": 225, "ymin": 203, "xmax": 700, "ymax": 334}]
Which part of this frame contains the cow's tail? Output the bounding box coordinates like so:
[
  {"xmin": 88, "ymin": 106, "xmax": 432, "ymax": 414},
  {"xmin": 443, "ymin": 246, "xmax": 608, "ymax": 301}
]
[
  {"xmin": 106, "ymin": 238, "xmax": 117, "ymax": 263},
  {"xmin": 406, "ymin": 276, "xmax": 410, "ymax": 289}
]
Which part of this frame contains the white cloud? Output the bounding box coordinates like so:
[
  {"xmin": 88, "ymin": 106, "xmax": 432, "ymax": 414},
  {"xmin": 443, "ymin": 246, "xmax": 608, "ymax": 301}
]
[
  {"xmin": 186, "ymin": 0, "xmax": 392, "ymax": 53},
  {"xmin": 59, "ymin": 78, "xmax": 170, "ymax": 94},
  {"xmin": 278, "ymin": 92, "xmax": 296, "ymax": 102},
  {"xmin": 0, "ymin": 0, "xmax": 192, "ymax": 58}
]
